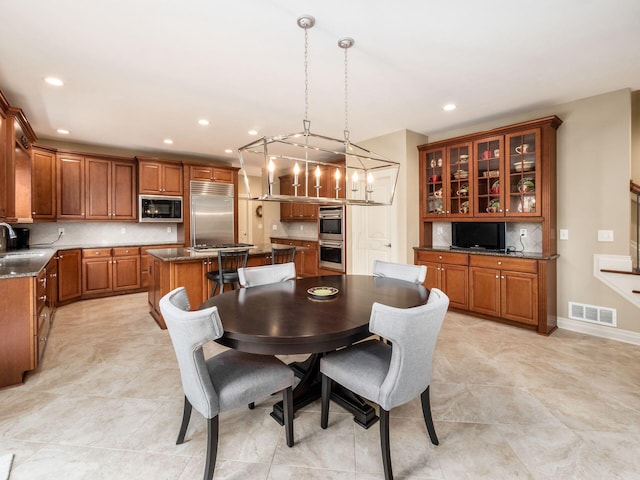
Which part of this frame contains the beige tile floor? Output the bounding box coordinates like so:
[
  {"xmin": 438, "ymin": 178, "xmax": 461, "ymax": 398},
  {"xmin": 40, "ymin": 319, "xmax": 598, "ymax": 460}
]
[{"xmin": 1, "ymin": 293, "xmax": 640, "ymax": 479}]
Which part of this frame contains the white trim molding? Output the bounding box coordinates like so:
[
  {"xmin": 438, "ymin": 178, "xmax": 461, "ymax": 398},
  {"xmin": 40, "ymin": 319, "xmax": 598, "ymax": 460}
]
[{"xmin": 558, "ymin": 316, "xmax": 640, "ymax": 346}]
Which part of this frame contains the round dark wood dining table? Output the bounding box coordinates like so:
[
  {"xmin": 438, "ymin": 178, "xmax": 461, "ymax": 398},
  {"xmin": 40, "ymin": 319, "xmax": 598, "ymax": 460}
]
[{"xmin": 200, "ymin": 274, "xmax": 429, "ymax": 427}]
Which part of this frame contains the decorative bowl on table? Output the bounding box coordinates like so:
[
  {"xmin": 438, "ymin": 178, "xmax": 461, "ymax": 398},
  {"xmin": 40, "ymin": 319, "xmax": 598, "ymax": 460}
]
[{"xmin": 307, "ymin": 286, "xmax": 339, "ymax": 300}]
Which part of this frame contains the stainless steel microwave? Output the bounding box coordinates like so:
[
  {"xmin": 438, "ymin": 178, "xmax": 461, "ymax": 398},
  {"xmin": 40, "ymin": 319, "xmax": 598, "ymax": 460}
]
[{"xmin": 139, "ymin": 195, "xmax": 183, "ymax": 222}]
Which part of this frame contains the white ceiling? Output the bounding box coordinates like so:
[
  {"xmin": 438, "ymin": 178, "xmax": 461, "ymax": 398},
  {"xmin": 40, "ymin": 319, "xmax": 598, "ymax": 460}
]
[{"xmin": 1, "ymin": 0, "xmax": 639, "ymax": 171}]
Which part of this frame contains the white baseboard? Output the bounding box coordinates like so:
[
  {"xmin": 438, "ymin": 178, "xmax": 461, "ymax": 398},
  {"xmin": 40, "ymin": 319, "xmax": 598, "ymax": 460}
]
[{"xmin": 558, "ymin": 316, "xmax": 640, "ymax": 346}]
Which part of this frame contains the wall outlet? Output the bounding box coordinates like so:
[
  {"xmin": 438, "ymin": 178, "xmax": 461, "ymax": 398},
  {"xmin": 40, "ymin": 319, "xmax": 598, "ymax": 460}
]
[
  {"xmin": 166, "ymin": 226, "xmax": 172, "ymax": 233},
  {"xmin": 597, "ymin": 230, "xmax": 614, "ymax": 242},
  {"xmin": 300, "ymin": 225, "xmax": 304, "ymax": 231},
  {"xmin": 120, "ymin": 227, "xmax": 127, "ymax": 234},
  {"xmin": 560, "ymin": 229, "xmax": 569, "ymax": 240},
  {"xmin": 520, "ymin": 228, "xmax": 528, "ymax": 238},
  {"xmin": 437, "ymin": 226, "xmax": 443, "ymax": 234},
  {"xmin": 58, "ymin": 227, "xmax": 65, "ymax": 236},
  {"xmin": 272, "ymin": 224, "xmax": 278, "ymax": 230}
]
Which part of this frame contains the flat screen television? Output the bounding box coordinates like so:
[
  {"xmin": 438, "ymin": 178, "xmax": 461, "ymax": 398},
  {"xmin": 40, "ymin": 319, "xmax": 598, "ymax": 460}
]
[{"xmin": 451, "ymin": 222, "xmax": 506, "ymax": 252}]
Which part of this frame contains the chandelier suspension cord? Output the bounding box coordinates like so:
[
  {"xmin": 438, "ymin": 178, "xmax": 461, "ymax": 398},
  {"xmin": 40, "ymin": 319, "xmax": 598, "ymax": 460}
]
[
  {"xmin": 343, "ymin": 42, "xmax": 349, "ymax": 144},
  {"xmin": 303, "ymin": 22, "xmax": 311, "ymax": 135}
]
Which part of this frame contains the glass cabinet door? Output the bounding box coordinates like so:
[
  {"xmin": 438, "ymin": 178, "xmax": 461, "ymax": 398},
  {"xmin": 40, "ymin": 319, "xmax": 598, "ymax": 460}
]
[
  {"xmin": 505, "ymin": 129, "xmax": 540, "ymax": 216},
  {"xmin": 424, "ymin": 148, "xmax": 445, "ymax": 216},
  {"xmin": 447, "ymin": 143, "xmax": 472, "ymax": 217},
  {"xmin": 473, "ymin": 136, "xmax": 503, "ymax": 216}
]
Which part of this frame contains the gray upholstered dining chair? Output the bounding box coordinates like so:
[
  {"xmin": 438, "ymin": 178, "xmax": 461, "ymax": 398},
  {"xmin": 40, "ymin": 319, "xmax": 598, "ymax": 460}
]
[
  {"xmin": 319, "ymin": 288, "xmax": 449, "ymax": 480},
  {"xmin": 159, "ymin": 287, "xmax": 295, "ymax": 480},
  {"xmin": 372, "ymin": 259, "xmax": 427, "ymax": 284},
  {"xmin": 271, "ymin": 246, "xmax": 296, "ymax": 264},
  {"xmin": 237, "ymin": 262, "xmax": 296, "ymax": 288}
]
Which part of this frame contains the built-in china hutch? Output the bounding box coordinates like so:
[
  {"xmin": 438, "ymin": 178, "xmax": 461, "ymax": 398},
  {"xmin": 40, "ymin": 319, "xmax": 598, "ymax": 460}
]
[{"xmin": 415, "ymin": 116, "xmax": 562, "ymax": 334}]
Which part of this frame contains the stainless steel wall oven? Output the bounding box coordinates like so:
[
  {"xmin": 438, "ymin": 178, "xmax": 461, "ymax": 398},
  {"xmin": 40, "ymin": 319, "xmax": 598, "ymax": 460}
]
[{"xmin": 318, "ymin": 206, "xmax": 345, "ymax": 271}]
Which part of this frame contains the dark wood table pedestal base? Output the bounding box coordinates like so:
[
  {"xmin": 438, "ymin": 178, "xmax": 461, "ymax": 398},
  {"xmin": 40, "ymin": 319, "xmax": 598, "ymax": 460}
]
[{"xmin": 270, "ymin": 353, "xmax": 379, "ymax": 429}]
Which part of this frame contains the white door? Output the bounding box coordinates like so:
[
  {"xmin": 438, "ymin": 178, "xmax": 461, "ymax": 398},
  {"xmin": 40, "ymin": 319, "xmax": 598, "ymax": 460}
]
[
  {"xmin": 238, "ymin": 197, "xmax": 250, "ymax": 243},
  {"xmin": 351, "ymin": 173, "xmax": 394, "ymax": 274}
]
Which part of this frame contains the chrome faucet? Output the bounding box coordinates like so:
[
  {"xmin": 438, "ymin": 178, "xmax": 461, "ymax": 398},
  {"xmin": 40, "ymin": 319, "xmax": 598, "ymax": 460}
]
[{"xmin": 0, "ymin": 222, "xmax": 17, "ymax": 239}]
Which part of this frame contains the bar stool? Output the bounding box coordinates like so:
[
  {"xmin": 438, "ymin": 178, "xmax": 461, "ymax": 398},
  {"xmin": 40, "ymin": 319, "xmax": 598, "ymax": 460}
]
[
  {"xmin": 271, "ymin": 246, "xmax": 296, "ymax": 264},
  {"xmin": 206, "ymin": 249, "xmax": 249, "ymax": 297}
]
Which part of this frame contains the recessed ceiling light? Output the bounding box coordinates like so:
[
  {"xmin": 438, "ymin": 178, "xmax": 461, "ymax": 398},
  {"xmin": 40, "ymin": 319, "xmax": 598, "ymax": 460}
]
[
  {"xmin": 248, "ymin": 129, "xmax": 258, "ymax": 136},
  {"xmin": 198, "ymin": 119, "xmax": 210, "ymax": 126},
  {"xmin": 443, "ymin": 103, "xmax": 457, "ymax": 111},
  {"xmin": 224, "ymin": 149, "xmax": 233, "ymax": 154},
  {"xmin": 163, "ymin": 138, "xmax": 174, "ymax": 144},
  {"xmin": 56, "ymin": 129, "xmax": 70, "ymax": 135},
  {"xmin": 45, "ymin": 77, "xmax": 64, "ymax": 87}
]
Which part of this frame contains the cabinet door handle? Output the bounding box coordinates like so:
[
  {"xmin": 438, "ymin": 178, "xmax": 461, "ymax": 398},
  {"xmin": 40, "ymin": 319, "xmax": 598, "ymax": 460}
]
[
  {"xmin": 384, "ymin": 243, "xmax": 391, "ymax": 247},
  {"xmin": 501, "ymin": 275, "xmax": 505, "ymax": 279},
  {"xmin": 495, "ymin": 275, "xmax": 500, "ymax": 279}
]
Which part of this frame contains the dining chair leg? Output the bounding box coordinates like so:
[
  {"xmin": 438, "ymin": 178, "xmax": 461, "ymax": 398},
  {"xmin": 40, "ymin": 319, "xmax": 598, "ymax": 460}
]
[
  {"xmin": 283, "ymin": 386, "xmax": 294, "ymax": 447},
  {"xmin": 176, "ymin": 396, "xmax": 192, "ymax": 445},
  {"xmin": 209, "ymin": 282, "xmax": 219, "ymax": 298},
  {"xmin": 380, "ymin": 408, "xmax": 393, "ymax": 480},
  {"xmin": 420, "ymin": 385, "xmax": 439, "ymax": 445},
  {"xmin": 204, "ymin": 416, "xmax": 219, "ymax": 480},
  {"xmin": 320, "ymin": 374, "xmax": 332, "ymax": 429}
]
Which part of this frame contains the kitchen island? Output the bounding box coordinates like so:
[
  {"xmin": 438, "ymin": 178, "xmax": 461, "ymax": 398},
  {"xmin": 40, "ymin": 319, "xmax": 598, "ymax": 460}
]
[{"xmin": 147, "ymin": 243, "xmax": 307, "ymax": 329}]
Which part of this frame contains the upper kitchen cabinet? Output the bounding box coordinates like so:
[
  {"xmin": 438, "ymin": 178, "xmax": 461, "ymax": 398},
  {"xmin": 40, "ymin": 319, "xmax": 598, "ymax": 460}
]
[
  {"xmin": 57, "ymin": 152, "xmax": 137, "ymax": 221},
  {"xmin": 418, "ymin": 116, "xmax": 562, "ymax": 256},
  {"xmin": 0, "ymin": 91, "xmax": 36, "ymax": 222},
  {"xmin": 420, "ymin": 143, "xmax": 473, "ymax": 218},
  {"xmin": 137, "ymin": 158, "xmax": 183, "ymax": 196},
  {"xmin": 31, "ymin": 146, "xmax": 57, "ymax": 220},
  {"xmin": 189, "ymin": 164, "xmax": 236, "ymax": 184}
]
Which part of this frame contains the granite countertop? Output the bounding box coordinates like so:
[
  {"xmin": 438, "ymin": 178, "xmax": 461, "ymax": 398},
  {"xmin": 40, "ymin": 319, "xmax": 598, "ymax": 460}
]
[
  {"xmin": 270, "ymin": 236, "xmax": 319, "ymax": 243},
  {"xmin": 413, "ymin": 246, "xmax": 559, "ymax": 261},
  {"xmin": 148, "ymin": 243, "xmax": 308, "ymax": 262},
  {"xmin": 0, "ymin": 242, "xmax": 182, "ymax": 279},
  {"xmin": 0, "ymin": 249, "xmax": 57, "ymax": 279}
]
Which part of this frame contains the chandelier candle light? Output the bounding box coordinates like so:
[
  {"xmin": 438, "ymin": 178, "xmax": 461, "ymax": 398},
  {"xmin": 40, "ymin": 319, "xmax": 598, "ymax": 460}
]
[{"xmin": 237, "ymin": 15, "xmax": 400, "ymax": 206}]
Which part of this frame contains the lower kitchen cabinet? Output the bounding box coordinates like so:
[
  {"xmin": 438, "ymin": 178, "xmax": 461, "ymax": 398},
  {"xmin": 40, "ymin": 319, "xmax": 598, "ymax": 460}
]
[
  {"xmin": 57, "ymin": 249, "xmax": 82, "ymax": 303},
  {"xmin": 271, "ymin": 237, "xmax": 318, "ymax": 277},
  {"xmin": 416, "ymin": 250, "xmax": 468, "ymax": 309},
  {"xmin": 469, "ymin": 256, "xmax": 538, "ymax": 326},
  {"xmin": 82, "ymin": 247, "xmax": 140, "ymax": 296},
  {"xmin": 415, "ymin": 248, "xmax": 556, "ymax": 334}
]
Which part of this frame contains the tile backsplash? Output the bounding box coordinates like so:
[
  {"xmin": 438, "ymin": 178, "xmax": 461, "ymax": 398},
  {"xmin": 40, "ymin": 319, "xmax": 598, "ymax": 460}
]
[
  {"xmin": 432, "ymin": 221, "xmax": 542, "ymax": 253},
  {"xmin": 22, "ymin": 222, "xmax": 180, "ymax": 247}
]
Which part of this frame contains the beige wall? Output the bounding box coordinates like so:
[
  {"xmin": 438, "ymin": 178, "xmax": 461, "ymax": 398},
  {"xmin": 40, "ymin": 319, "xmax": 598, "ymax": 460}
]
[
  {"xmin": 356, "ymin": 129, "xmax": 428, "ymax": 265},
  {"xmin": 413, "ymin": 88, "xmax": 639, "ymax": 333}
]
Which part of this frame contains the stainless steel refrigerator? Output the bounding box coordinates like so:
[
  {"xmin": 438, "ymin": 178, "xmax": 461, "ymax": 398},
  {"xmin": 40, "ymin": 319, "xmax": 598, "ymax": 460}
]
[{"xmin": 190, "ymin": 180, "xmax": 234, "ymax": 247}]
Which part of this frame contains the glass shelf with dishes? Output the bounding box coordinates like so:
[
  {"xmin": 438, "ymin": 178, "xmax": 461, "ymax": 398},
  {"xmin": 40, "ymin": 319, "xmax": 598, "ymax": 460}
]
[
  {"xmin": 506, "ymin": 129, "xmax": 540, "ymax": 216},
  {"xmin": 447, "ymin": 143, "xmax": 472, "ymax": 216},
  {"xmin": 423, "ymin": 148, "xmax": 445, "ymax": 216},
  {"xmin": 473, "ymin": 135, "xmax": 503, "ymax": 216}
]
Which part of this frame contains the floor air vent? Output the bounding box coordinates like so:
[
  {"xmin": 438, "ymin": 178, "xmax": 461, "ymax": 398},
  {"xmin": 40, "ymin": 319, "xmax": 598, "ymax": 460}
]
[{"xmin": 568, "ymin": 302, "xmax": 617, "ymax": 327}]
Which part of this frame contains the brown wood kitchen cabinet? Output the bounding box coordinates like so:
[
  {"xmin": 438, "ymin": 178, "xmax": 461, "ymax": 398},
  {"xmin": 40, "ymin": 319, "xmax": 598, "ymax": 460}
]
[
  {"xmin": 415, "ymin": 250, "xmax": 468, "ymax": 310},
  {"xmin": 278, "ymin": 175, "xmax": 318, "ymax": 221},
  {"xmin": 31, "ymin": 146, "xmax": 57, "ymax": 220},
  {"xmin": 137, "ymin": 158, "xmax": 183, "ymax": 196},
  {"xmin": 0, "ymin": 91, "xmax": 36, "ymax": 222},
  {"xmin": 57, "ymin": 249, "xmax": 82, "ymax": 303},
  {"xmin": 418, "ymin": 116, "xmax": 561, "ymax": 257},
  {"xmin": 82, "ymin": 247, "xmax": 140, "ymax": 296},
  {"xmin": 189, "ymin": 165, "xmax": 235, "ymax": 184},
  {"xmin": 57, "ymin": 154, "xmax": 137, "ymax": 221},
  {"xmin": 469, "ymin": 256, "xmax": 538, "ymax": 326},
  {"xmin": 270, "ymin": 237, "xmax": 318, "ymax": 277}
]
